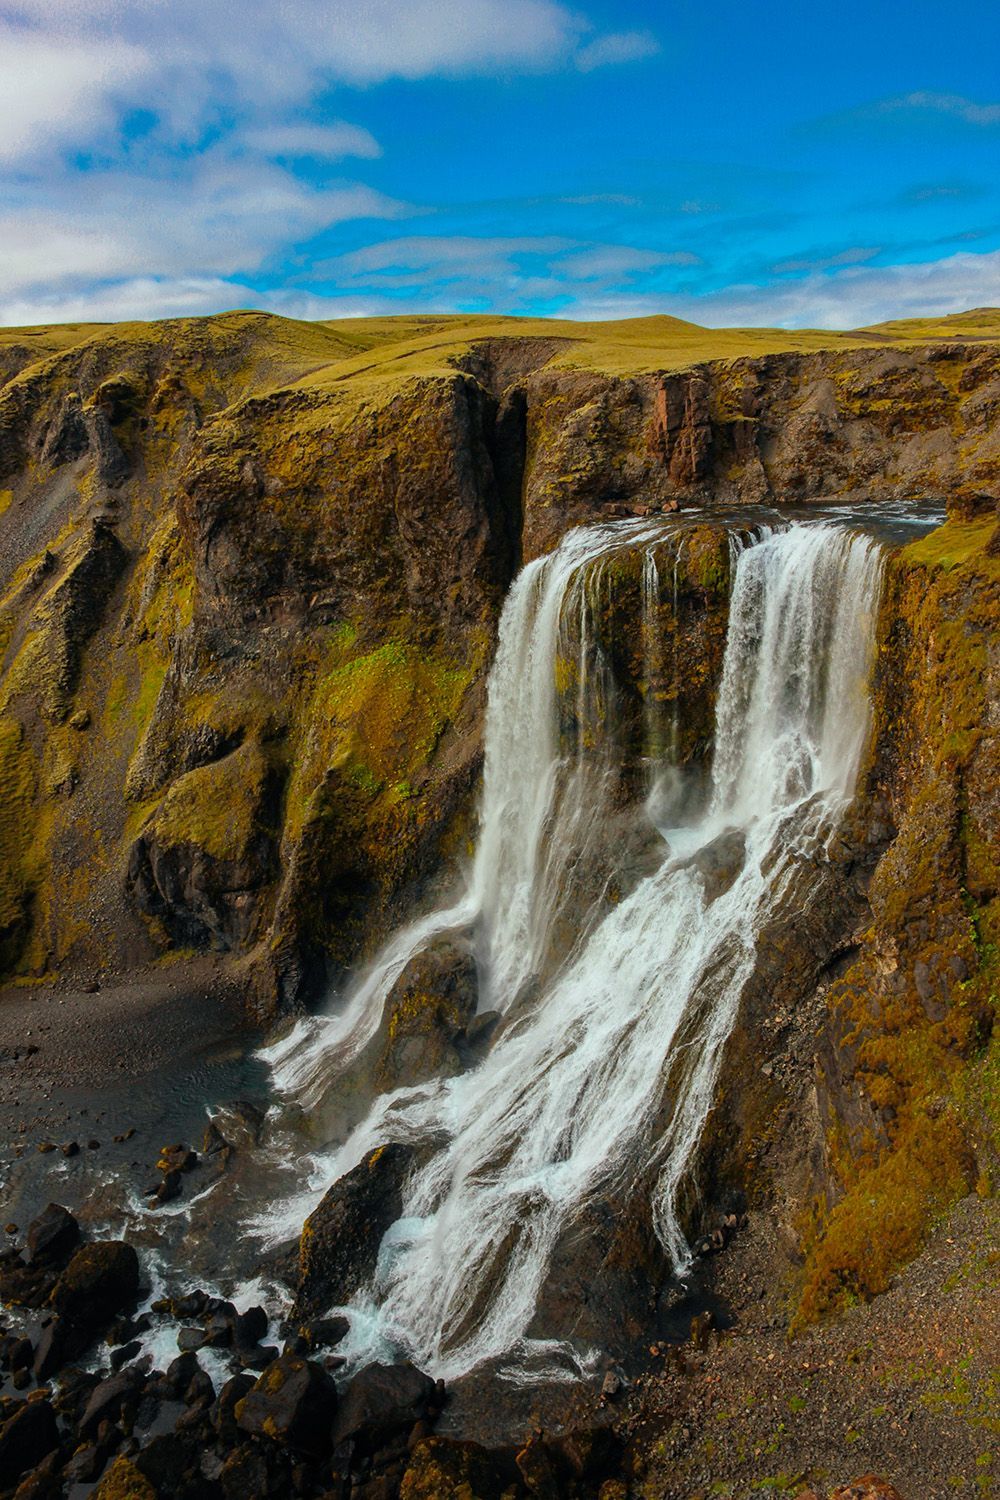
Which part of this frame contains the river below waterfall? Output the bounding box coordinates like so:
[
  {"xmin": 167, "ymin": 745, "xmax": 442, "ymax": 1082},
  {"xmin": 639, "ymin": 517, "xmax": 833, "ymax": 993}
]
[{"xmin": 0, "ymin": 499, "xmax": 945, "ymax": 1411}]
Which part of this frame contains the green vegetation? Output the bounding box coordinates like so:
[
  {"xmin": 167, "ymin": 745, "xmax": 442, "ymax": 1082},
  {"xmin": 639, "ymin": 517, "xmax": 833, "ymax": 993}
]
[{"xmin": 795, "ymin": 512, "xmax": 1000, "ymax": 1325}]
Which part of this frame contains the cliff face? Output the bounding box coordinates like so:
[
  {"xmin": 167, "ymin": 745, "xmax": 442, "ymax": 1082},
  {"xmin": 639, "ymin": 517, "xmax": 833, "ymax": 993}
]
[
  {"xmin": 0, "ymin": 310, "xmax": 998, "ymax": 1325},
  {"xmin": 3, "ymin": 314, "xmax": 997, "ymax": 1011},
  {"xmin": 0, "ymin": 316, "xmax": 522, "ymax": 1011}
]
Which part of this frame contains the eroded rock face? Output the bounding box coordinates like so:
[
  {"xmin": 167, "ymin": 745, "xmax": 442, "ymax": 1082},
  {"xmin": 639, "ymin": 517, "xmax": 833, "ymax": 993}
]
[{"xmin": 0, "ymin": 314, "xmax": 996, "ymax": 1071}]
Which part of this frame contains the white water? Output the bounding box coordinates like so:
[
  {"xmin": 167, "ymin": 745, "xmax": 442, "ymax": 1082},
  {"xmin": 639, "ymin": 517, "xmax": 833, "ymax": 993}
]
[{"xmin": 261, "ymin": 516, "xmax": 884, "ymax": 1381}]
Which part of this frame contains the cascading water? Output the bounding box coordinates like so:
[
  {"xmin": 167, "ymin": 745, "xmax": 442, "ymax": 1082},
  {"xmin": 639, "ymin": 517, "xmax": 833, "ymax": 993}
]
[{"xmin": 261, "ymin": 515, "xmax": 885, "ymax": 1382}]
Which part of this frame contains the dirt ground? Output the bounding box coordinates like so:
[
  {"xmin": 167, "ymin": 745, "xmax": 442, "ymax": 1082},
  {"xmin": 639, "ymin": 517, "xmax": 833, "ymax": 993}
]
[{"xmin": 621, "ymin": 1190, "xmax": 999, "ymax": 1500}]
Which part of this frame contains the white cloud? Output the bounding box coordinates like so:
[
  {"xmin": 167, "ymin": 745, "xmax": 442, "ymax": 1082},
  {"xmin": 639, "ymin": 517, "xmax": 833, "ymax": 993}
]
[
  {"xmin": 557, "ymin": 244, "xmax": 699, "ymax": 278},
  {"xmin": 0, "ymin": 22, "xmax": 149, "ymax": 162},
  {"xmin": 0, "ymin": 276, "xmax": 397, "ymax": 327},
  {"xmin": 883, "ymin": 91, "xmax": 1000, "ymax": 127},
  {"xmin": 575, "ymin": 29, "xmax": 659, "ymax": 73},
  {"xmin": 674, "ymin": 248, "xmax": 1000, "ymax": 330},
  {"xmin": 772, "ymin": 245, "xmax": 880, "ymax": 275},
  {"xmin": 2, "ymin": 2, "xmax": 658, "ymax": 164},
  {"xmin": 0, "ymin": 157, "xmax": 414, "ymax": 304},
  {"xmin": 242, "ymin": 122, "xmax": 382, "ymax": 160}
]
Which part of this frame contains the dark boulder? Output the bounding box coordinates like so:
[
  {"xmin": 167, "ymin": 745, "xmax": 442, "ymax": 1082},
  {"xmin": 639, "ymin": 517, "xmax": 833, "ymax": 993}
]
[
  {"xmin": 332, "ymin": 1361, "xmax": 437, "ymax": 1453},
  {"xmin": 400, "ymin": 1435, "xmax": 510, "ymax": 1500},
  {"xmin": 235, "ymin": 1352, "xmax": 337, "ymax": 1456},
  {"xmin": 0, "ymin": 1398, "xmax": 59, "ymax": 1487},
  {"xmin": 26, "ymin": 1202, "xmax": 80, "ymax": 1265},
  {"xmin": 79, "ymin": 1368, "xmax": 144, "ymax": 1436},
  {"xmin": 373, "ymin": 938, "xmax": 479, "ymax": 1089},
  {"xmin": 292, "ymin": 1142, "xmax": 413, "ymax": 1322},
  {"xmin": 50, "ymin": 1240, "xmax": 140, "ymax": 1331}
]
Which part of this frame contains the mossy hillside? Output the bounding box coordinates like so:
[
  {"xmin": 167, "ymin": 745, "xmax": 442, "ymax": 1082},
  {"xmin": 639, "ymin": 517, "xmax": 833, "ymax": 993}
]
[
  {"xmin": 272, "ymin": 625, "xmax": 486, "ymax": 972},
  {"xmin": 795, "ymin": 515, "xmax": 1000, "ymax": 1325}
]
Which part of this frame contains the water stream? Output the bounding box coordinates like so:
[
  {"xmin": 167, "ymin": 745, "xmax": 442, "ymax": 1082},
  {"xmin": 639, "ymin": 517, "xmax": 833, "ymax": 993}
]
[{"xmin": 258, "ymin": 512, "xmax": 887, "ymax": 1381}]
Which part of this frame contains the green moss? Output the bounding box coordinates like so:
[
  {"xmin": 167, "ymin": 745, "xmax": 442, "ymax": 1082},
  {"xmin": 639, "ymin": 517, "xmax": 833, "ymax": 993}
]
[
  {"xmin": 149, "ymin": 739, "xmax": 274, "ymax": 862},
  {"xmin": 284, "ymin": 632, "xmax": 476, "ymax": 845},
  {"xmin": 91, "ymin": 1458, "xmax": 156, "ymax": 1500},
  {"xmin": 0, "ymin": 716, "xmax": 37, "ymax": 962},
  {"xmin": 795, "ymin": 512, "xmax": 1000, "ymax": 1326}
]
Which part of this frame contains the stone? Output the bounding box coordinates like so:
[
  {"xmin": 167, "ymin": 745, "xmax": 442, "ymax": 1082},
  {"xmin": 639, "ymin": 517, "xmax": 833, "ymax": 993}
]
[
  {"xmin": 830, "ymin": 1479, "xmax": 906, "ymax": 1500},
  {"xmin": 401, "ymin": 1436, "xmax": 508, "ymax": 1500},
  {"xmin": 0, "ymin": 1398, "xmax": 59, "ymax": 1486},
  {"xmin": 26, "ymin": 1203, "xmax": 79, "ymax": 1265},
  {"xmin": 233, "ymin": 1304, "xmax": 268, "ymax": 1348},
  {"xmin": 235, "ymin": 1353, "xmax": 338, "ymax": 1456},
  {"xmin": 79, "ymin": 1369, "xmax": 143, "ymax": 1435},
  {"xmin": 293, "ymin": 1143, "xmax": 413, "ymax": 1322},
  {"xmin": 515, "ymin": 1434, "xmax": 560, "ymax": 1498},
  {"xmin": 50, "ymin": 1240, "xmax": 140, "ymax": 1331},
  {"xmin": 332, "ymin": 1361, "xmax": 436, "ymax": 1453}
]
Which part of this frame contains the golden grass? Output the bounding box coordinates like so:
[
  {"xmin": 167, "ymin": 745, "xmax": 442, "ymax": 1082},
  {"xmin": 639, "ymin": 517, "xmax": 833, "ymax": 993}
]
[{"xmin": 5, "ymin": 306, "xmax": 998, "ymax": 419}]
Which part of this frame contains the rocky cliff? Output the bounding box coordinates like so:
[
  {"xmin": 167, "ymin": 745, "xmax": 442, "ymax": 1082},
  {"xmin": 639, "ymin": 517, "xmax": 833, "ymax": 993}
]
[{"xmin": 0, "ymin": 309, "xmax": 998, "ymax": 1336}]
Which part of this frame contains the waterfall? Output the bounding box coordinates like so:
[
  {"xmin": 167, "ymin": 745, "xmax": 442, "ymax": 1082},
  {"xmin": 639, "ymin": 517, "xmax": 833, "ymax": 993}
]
[{"xmin": 261, "ymin": 516, "xmax": 884, "ymax": 1382}]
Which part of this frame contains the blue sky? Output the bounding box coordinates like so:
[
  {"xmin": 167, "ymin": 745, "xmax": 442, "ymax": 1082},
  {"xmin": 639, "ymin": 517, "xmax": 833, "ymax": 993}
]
[{"xmin": 1, "ymin": 0, "xmax": 998, "ymax": 328}]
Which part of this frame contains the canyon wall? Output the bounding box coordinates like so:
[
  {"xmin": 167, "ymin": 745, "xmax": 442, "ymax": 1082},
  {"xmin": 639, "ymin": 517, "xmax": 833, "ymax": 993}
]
[{"xmin": 0, "ymin": 313, "xmax": 997, "ymax": 1324}]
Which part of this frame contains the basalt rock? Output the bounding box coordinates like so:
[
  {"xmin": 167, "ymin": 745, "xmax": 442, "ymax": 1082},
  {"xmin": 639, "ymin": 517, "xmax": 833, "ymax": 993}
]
[
  {"xmin": 0, "ymin": 1398, "xmax": 59, "ymax": 1487},
  {"xmin": 332, "ymin": 1360, "xmax": 438, "ymax": 1452},
  {"xmin": 50, "ymin": 1239, "xmax": 140, "ymax": 1332},
  {"xmin": 234, "ymin": 1352, "xmax": 338, "ymax": 1456},
  {"xmin": 292, "ymin": 1142, "xmax": 413, "ymax": 1323}
]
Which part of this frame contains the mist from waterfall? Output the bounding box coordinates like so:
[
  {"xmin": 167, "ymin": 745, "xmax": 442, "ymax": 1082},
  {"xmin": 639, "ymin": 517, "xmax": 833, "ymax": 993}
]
[{"xmin": 261, "ymin": 515, "xmax": 885, "ymax": 1381}]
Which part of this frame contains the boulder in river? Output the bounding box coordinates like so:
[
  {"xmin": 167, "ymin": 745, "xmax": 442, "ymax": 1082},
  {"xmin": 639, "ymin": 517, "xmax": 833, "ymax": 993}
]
[
  {"xmin": 235, "ymin": 1352, "xmax": 338, "ymax": 1456},
  {"xmin": 292, "ymin": 1141, "xmax": 413, "ymax": 1322},
  {"xmin": 332, "ymin": 1360, "xmax": 438, "ymax": 1453}
]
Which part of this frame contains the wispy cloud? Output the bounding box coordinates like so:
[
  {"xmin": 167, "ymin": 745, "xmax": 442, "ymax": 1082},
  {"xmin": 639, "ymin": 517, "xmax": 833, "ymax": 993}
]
[
  {"xmin": 557, "ymin": 245, "xmax": 699, "ymax": 278},
  {"xmin": 679, "ymin": 247, "xmax": 1000, "ymax": 330},
  {"xmin": 772, "ymin": 245, "xmax": 880, "ymax": 275},
  {"xmin": 881, "ymin": 91, "xmax": 1000, "ymax": 127},
  {"xmin": 0, "ymin": 0, "xmax": 661, "ymax": 326},
  {"xmin": 241, "ymin": 122, "xmax": 382, "ymax": 161},
  {"xmin": 575, "ymin": 29, "xmax": 659, "ymax": 73},
  {"xmin": 0, "ymin": 156, "xmax": 414, "ymax": 305}
]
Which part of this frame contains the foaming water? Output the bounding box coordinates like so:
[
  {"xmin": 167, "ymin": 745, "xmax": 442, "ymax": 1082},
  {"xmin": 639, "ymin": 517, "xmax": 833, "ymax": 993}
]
[{"xmin": 261, "ymin": 515, "xmax": 885, "ymax": 1381}]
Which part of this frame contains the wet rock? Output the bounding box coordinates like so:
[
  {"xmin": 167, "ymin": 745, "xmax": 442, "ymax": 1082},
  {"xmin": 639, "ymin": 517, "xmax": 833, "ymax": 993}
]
[
  {"xmin": 50, "ymin": 1240, "xmax": 140, "ymax": 1332},
  {"xmin": 0, "ymin": 1398, "xmax": 59, "ymax": 1486},
  {"xmin": 300, "ymin": 1314, "xmax": 349, "ymax": 1352},
  {"xmin": 110, "ymin": 1338, "xmax": 143, "ymax": 1372},
  {"xmin": 332, "ymin": 1361, "xmax": 437, "ymax": 1453},
  {"xmin": 292, "ymin": 1142, "xmax": 413, "ymax": 1322},
  {"xmin": 400, "ymin": 1436, "xmax": 509, "ymax": 1500},
  {"xmin": 80, "ymin": 1369, "xmax": 144, "ymax": 1435},
  {"xmin": 235, "ymin": 1352, "xmax": 338, "ymax": 1456},
  {"xmin": 157, "ymin": 1143, "xmax": 197, "ymax": 1174},
  {"xmin": 233, "ymin": 1304, "xmax": 268, "ymax": 1349},
  {"xmin": 515, "ymin": 1433, "xmax": 560, "ymax": 1498},
  {"xmin": 176, "ymin": 1326, "xmax": 208, "ymax": 1353},
  {"xmin": 212, "ymin": 1372, "xmax": 255, "ymax": 1443},
  {"xmin": 374, "ymin": 938, "xmax": 479, "ymax": 1089},
  {"xmin": 26, "ymin": 1203, "xmax": 80, "ymax": 1267},
  {"xmin": 691, "ymin": 826, "xmax": 746, "ymax": 901}
]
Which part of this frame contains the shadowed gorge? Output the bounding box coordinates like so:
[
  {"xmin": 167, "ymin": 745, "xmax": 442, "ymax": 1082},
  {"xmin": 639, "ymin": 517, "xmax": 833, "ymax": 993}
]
[{"xmin": 0, "ymin": 311, "xmax": 998, "ymax": 1500}]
